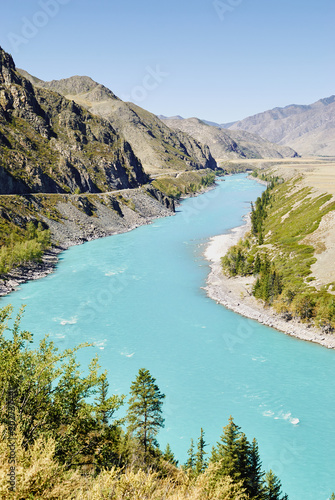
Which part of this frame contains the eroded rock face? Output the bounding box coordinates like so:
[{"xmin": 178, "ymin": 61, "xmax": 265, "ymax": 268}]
[
  {"xmin": 25, "ymin": 73, "xmax": 218, "ymax": 175},
  {"xmin": 0, "ymin": 46, "xmax": 148, "ymax": 195}
]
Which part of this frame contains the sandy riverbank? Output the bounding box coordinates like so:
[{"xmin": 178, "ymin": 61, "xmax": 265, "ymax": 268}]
[{"xmin": 204, "ymin": 216, "xmax": 335, "ymax": 349}]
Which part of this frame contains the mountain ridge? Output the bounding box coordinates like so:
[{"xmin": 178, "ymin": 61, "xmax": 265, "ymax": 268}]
[
  {"xmin": 227, "ymin": 95, "xmax": 335, "ymax": 156},
  {"xmin": 0, "ymin": 47, "xmax": 149, "ymax": 195},
  {"xmin": 20, "ymin": 71, "xmax": 218, "ymax": 175},
  {"xmin": 161, "ymin": 116, "xmax": 298, "ymax": 161}
]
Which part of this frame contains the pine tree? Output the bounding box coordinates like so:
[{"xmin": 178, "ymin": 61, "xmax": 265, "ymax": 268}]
[
  {"xmin": 247, "ymin": 438, "xmax": 265, "ymax": 499},
  {"xmin": 211, "ymin": 416, "xmax": 242, "ymax": 481},
  {"xmin": 263, "ymin": 469, "xmax": 287, "ymax": 500},
  {"xmin": 237, "ymin": 433, "xmax": 251, "ymax": 486},
  {"xmin": 163, "ymin": 443, "xmax": 178, "ymax": 466},
  {"xmin": 126, "ymin": 368, "xmax": 165, "ymax": 457},
  {"xmin": 185, "ymin": 438, "xmax": 195, "ymax": 472},
  {"xmin": 195, "ymin": 428, "xmax": 207, "ymax": 475},
  {"xmin": 95, "ymin": 372, "xmax": 124, "ymax": 426}
]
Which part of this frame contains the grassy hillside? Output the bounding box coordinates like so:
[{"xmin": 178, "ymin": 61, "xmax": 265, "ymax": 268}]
[{"xmin": 222, "ymin": 174, "xmax": 335, "ymax": 331}]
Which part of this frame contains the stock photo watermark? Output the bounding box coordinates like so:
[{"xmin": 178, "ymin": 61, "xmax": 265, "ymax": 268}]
[
  {"xmin": 213, "ymin": 0, "xmax": 243, "ymax": 21},
  {"xmin": 7, "ymin": 385, "xmax": 16, "ymax": 492},
  {"xmin": 266, "ymin": 439, "xmax": 306, "ymax": 477},
  {"xmin": 7, "ymin": 0, "xmax": 72, "ymax": 53},
  {"xmin": 121, "ymin": 65, "xmax": 169, "ymax": 104}
]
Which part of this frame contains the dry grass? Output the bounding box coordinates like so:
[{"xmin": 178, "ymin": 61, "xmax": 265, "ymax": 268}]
[{"xmin": 0, "ymin": 426, "xmax": 247, "ymax": 500}]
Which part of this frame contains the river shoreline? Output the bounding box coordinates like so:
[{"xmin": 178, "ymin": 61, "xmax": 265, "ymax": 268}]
[
  {"xmin": 0, "ymin": 188, "xmax": 175, "ymax": 297},
  {"xmin": 204, "ymin": 215, "xmax": 335, "ymax": 349}
]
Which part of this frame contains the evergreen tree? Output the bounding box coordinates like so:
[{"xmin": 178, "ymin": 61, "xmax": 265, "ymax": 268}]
[
  {"xmin": 163, "ymin": 443, "xmax": 178, "ymax": 466},
  {"xmin": 95, "ymin": 372, "xmax": 124, "ymax": 426},
  {"xmin": 185, "ymin": 438, "xmax": 196, "ymax": 472},
  {"xmin": 126, "ymin": 368, "xmax": 165, "ymax": 457},
  {"xmin": 237, "ymin": 432, "xmax": 251, "ymax": 486},
  {"xmin": 195, "ymin": 427, "xmax": 207, "ymax": 475},
  {"xmin": 211, "ymin": 416, "xmax": 242, "ymax": 481},
  {"xmin": 263, "ymin": 470, "xmax": 287, "ymax": 500},
  {"xmin": 254, "ymin": 253, "xmax": 261, "ymax": 274},
  {"xmin": 247, "ymin": 438, "xmax": 265, "ymax": 499}
]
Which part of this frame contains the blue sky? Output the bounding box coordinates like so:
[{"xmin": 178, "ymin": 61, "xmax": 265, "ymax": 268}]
[{"xmin": 0, "ymin": 0, "xmax": 334, "ymax": 122}]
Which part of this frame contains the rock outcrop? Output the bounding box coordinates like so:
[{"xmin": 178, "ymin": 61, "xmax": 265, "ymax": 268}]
[
  {"xmin": 22, "ymin": 73, "xmax": 218, "ymax": 175},
  {"xmin": 0, "ymin": 47, "xmax": 148, "ymax": 195}
]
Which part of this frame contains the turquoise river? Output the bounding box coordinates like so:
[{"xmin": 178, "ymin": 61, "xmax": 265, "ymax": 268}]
[{"xmin": 1, "ymin": 174, "xmax": 335, "ymax": 499}]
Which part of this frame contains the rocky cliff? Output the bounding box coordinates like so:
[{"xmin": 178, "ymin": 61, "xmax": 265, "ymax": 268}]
[
  {"xmin": 22, "ymin": 74, "xmax": 217, "ymax": 175},
  {"xmin": 0, "ymin": 47, "xmax": 148, "ymax": 195}
]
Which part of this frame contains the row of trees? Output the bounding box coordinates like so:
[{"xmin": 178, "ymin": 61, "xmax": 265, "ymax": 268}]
[{"xmin": 183, "ymin": 418, "xmax": 288, "ymax": 500}]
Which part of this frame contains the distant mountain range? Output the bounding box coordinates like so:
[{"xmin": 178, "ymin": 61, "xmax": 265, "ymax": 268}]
[
  {"xmin": 190, "ymin": 96, "xmax": 335, "ymax": 157},
  {"xmin": 18, "ymin": 73, "xmax": 299, "ymax": 175},
  {"xmin": 161, "ymin": 117, "xmax": 297, "ymax": 161},
  {"xmin": 227, "ymin": 96, "xmax": 335, "ymax": 156}
]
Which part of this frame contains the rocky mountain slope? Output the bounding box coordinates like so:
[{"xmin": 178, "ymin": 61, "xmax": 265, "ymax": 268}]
[
  {"xmin": 0, "ymin": 47, "xmax": 179, "ymax": 288},
  {"xmin": 161, "ymin": 117, "xmax": 298, "ymax": 160},
  {"xmin": 21, "ymin": 73, "xmax": 217, "ymax": 175},
  {"xmin": 227, "ymin": 96, "xmax": 335, "ymax": 156},
  {"xmin": 0, "ymin": 48, "xmax": 150, "ymax": 195}
]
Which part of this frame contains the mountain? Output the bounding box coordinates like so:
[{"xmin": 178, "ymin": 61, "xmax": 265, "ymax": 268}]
[
  {"xmin": 161, "ymin": 117, "xmax": 298, "ymax": 161},
  {"xmin": 227, "ymin": 96, "xmax": 335, "ymax": 156},
  {"xmin": 0, "ymin": 48, "xmax": 148, "ymax": 195},
  {"xmin": 20, "ymin": 73, "xmax": 217, "ymax": 175}
]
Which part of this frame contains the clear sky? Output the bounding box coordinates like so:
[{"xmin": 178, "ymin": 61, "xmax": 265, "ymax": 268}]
[{"xmin": 0, "ymin": 0, "xmax": 334, "ymax": 123}]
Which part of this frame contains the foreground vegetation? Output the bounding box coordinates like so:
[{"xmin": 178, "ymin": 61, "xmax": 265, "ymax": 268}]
[
  {"xmin": 222, "ymin": 174, "xmax": 335, "ymax": 331},
  {"xmin": 0, "ymin": 305, "xmax": 299, "ymax": 499}
]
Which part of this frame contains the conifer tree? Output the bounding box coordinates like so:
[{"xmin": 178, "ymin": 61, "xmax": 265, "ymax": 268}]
[
  {"xmin": 247, "ymin": 438, "xmax": 265, "ymax": 499},
  {"xmin": 163, "ymin": 443, "xmax": 178, "ymax": 466},
  {"xmin": 211, "ymin": 416, "xmax": 242, "ymax": 481},
  {"xmin": 185, "ymin": 438, "xmax": 196, "ymax": 472},
  {"xmin": 263, "ymin": 469, "xmax": 287, "ymax": 500},
  {"xmin": 126, "ymin": 368, "xmax": 165, "ymax": 457},
  {"xmin": 195, "ymin": 428, "xmax": 207, "ymax": 475}
]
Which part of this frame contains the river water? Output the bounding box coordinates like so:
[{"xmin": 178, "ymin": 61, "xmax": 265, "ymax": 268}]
[{"xmin": 1, "ymin": 174, "xmax": 335, "ymax": 499}]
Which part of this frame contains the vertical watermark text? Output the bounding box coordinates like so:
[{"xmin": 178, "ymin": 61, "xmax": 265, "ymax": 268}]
[{"xmin": 7, "ymin": 385, "xmax": 16, "ymax": 492}]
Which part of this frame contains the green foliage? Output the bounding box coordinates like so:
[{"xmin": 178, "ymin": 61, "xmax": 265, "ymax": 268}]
[
  {"xmin": 0, "ymin": 306, "xmax": 290, "ymax": 498},
  {"xmin": 126, "ymin": 368, "xmax": 165, "ymax": 458},
  {"xmin": 163, "ymin": 443, "xmax": 178, "ymax": 466},
  {"xmin": 0, "ymin": 221, "xmax": 51, "ymax": 275},
  {"xmin": 210, "ymin": 416, "xmax": 287, "ymax": 499},
  {"xmin": 263, "ymin": 470, "xmax": 288, "ymax": 500},
  {"xmin": 221, "ymin": 241, "xmax": 254, "ymax": 277},
  {"xmin": 0, "ymin": 305, "xmax": 125, "ymax": 472},
  {"xmin": 195, "ymin": 428, "xmax": 208, "ymax": 476},
  {"xmin": 221, "ymin": 175, "xmax": 335, "ymax": 327},
  {"xmin": 184, "ymin": 438, "xmax": 196, "ymax": 473},
  {"xmin": 152, "ymin": 169, "xmax": 216, "ymax": 199}
]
